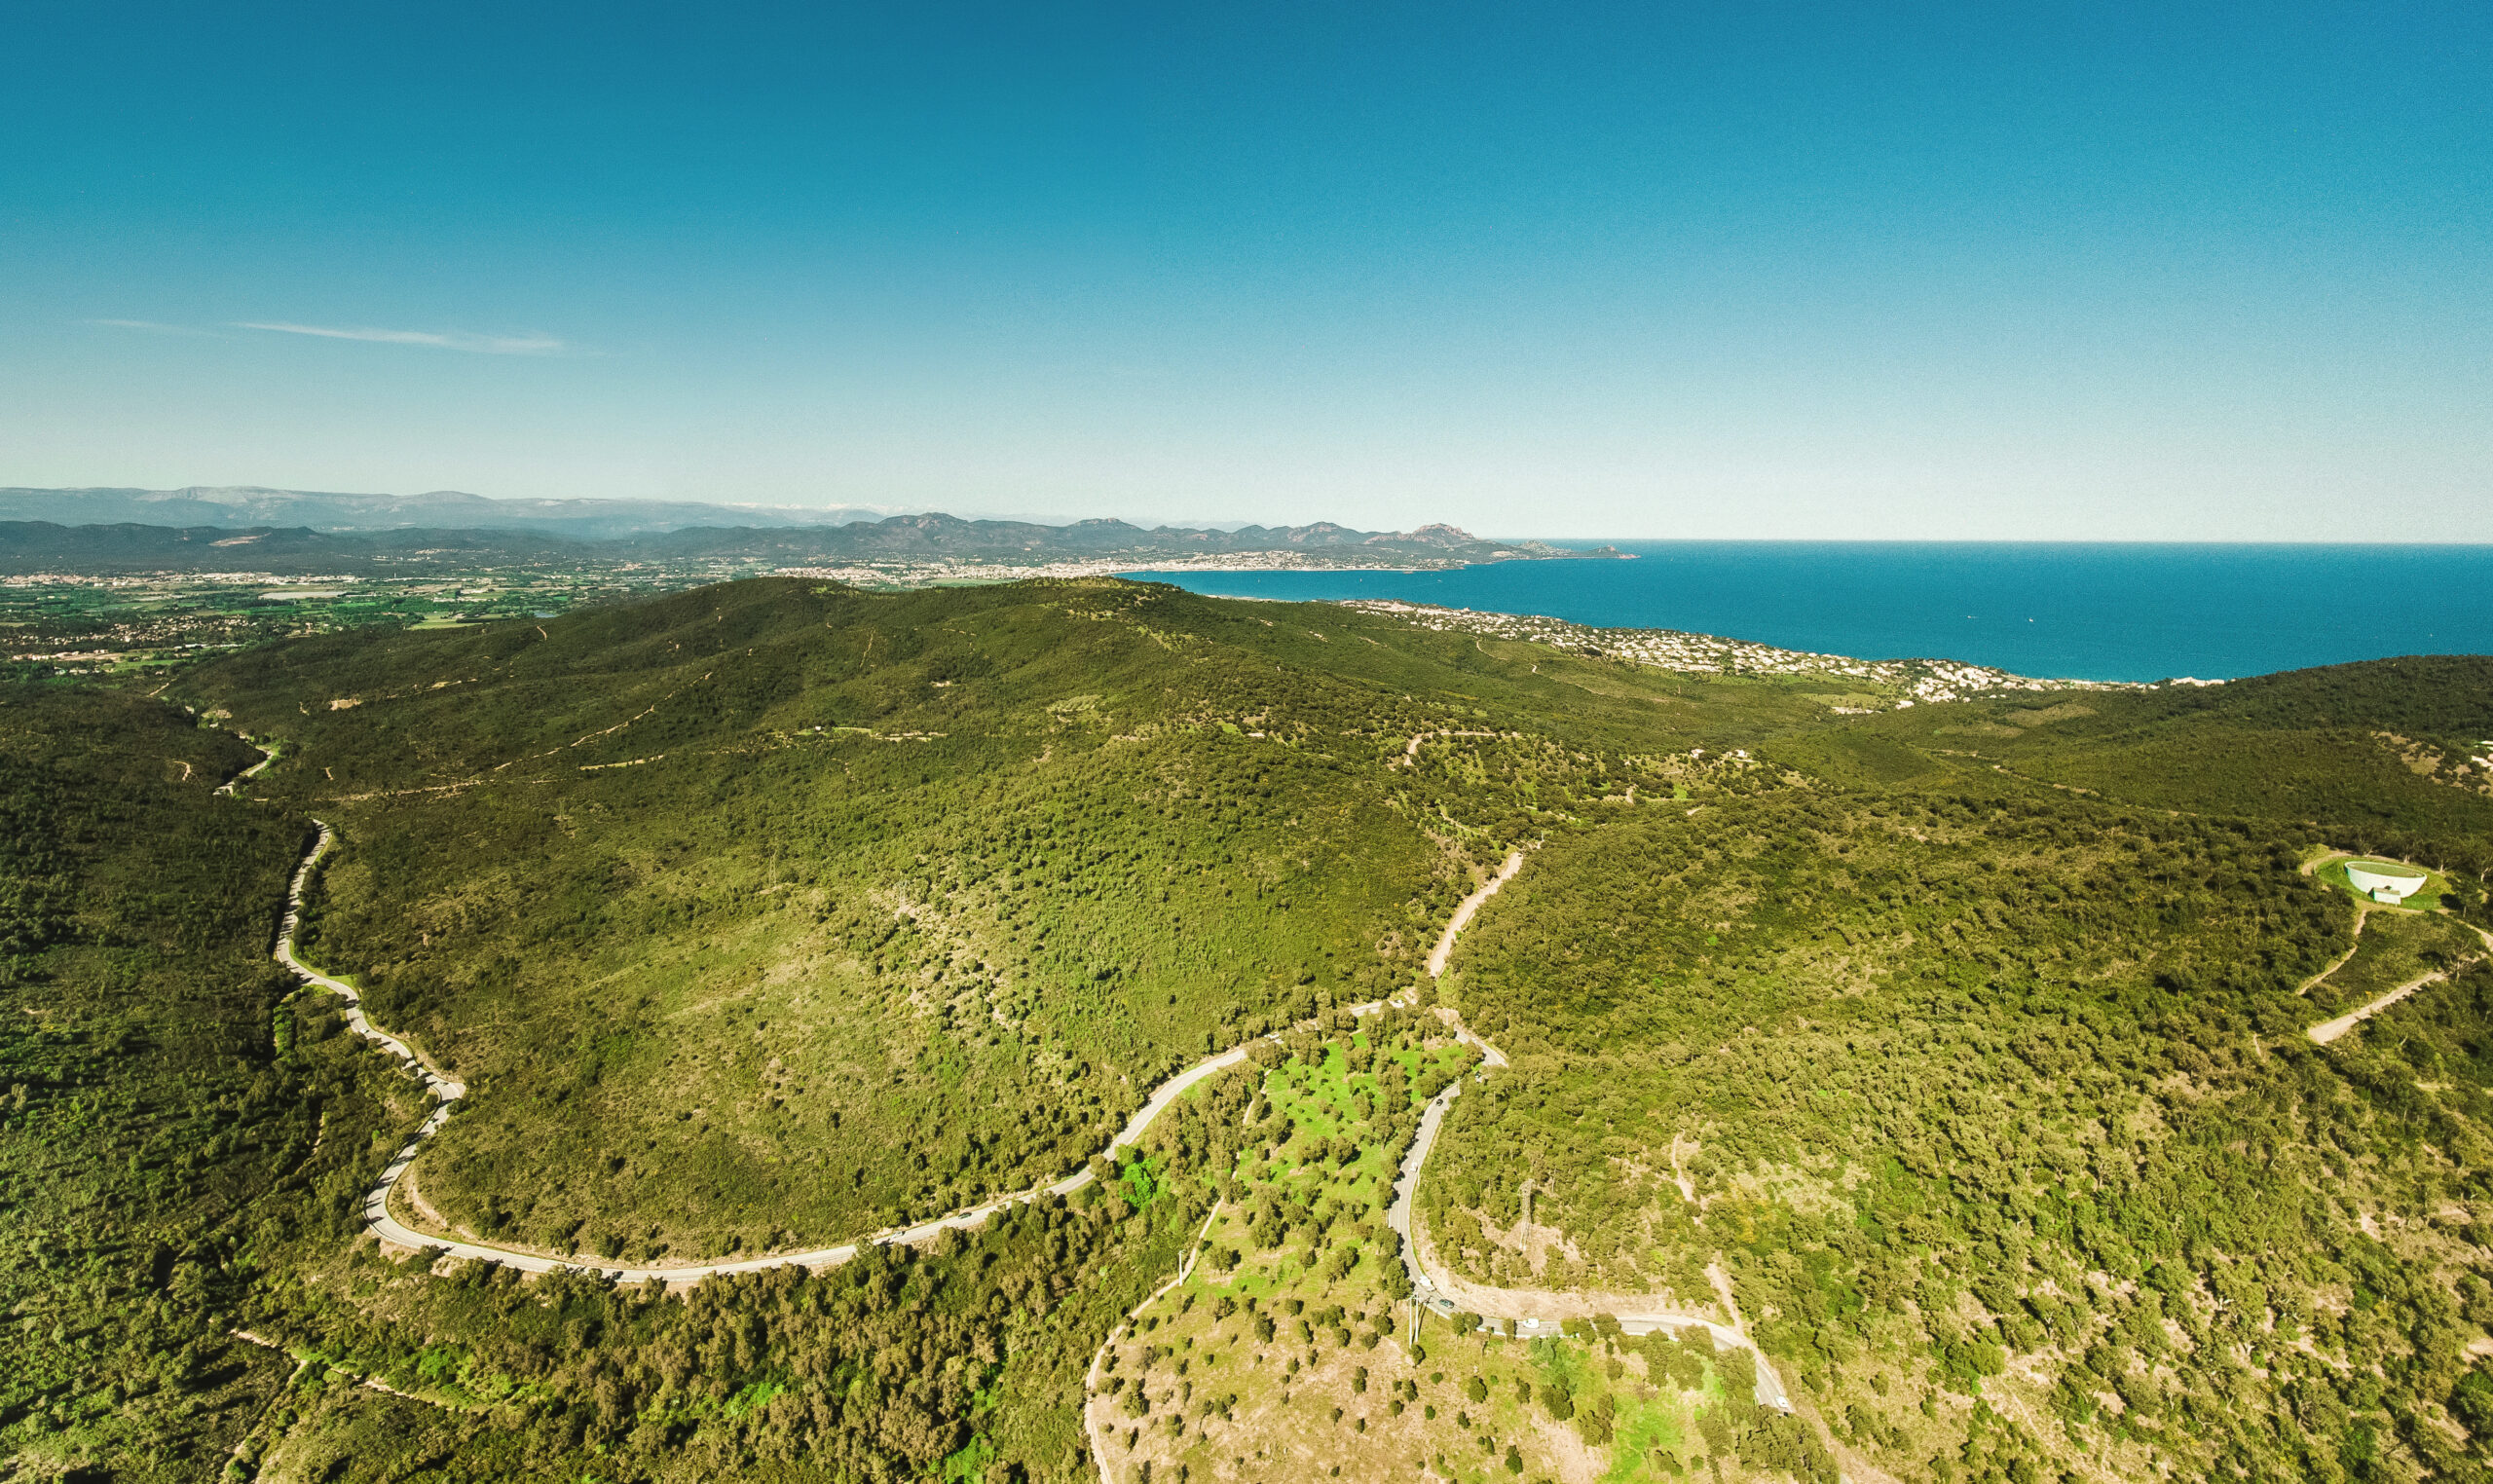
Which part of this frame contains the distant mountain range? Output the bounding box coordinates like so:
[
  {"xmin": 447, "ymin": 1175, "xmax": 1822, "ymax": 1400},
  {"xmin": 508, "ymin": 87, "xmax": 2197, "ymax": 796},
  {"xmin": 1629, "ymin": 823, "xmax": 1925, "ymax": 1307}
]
[
  {"xmin": 0, "ymin": 485, "xmax": 891, "ymax": 540},
  {"xmin": 0, "ymin": 505, "xmax": 1611, "ymax": 576}
]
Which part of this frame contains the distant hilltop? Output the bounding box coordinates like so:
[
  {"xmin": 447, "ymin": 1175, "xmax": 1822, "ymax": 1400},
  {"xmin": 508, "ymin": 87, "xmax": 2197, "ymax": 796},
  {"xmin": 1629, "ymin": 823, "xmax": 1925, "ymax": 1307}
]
[{"xmin": 0, "ymin": 490, "xmax": 1619, "ymax": 576}]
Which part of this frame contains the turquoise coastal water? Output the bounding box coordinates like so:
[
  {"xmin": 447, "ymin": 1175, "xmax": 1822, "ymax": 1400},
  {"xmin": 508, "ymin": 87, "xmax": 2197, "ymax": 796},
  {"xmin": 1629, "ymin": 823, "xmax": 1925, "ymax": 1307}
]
[{"xmin": 1133, "ymin": 542, "xmax": 2493, "ymax": 684}]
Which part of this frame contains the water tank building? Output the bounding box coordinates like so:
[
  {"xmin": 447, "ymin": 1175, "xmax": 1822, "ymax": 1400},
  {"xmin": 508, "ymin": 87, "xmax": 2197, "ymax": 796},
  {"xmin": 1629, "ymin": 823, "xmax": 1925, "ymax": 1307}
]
[{"xmin": 2345, "ymin": 860, "xmax": 2429, "ymax": 905}]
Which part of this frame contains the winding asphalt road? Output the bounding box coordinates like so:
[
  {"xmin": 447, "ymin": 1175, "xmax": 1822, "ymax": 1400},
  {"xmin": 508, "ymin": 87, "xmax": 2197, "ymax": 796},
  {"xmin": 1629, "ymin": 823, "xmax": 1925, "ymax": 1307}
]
[{"xmin": 1082, "ymin": 844, "xmax": 1788, "ymax": 1484}]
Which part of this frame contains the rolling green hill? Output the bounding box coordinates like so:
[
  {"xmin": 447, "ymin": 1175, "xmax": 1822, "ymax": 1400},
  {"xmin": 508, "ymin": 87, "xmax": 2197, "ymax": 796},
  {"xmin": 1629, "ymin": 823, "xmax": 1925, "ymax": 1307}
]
[
  {"xmin": 1425, "ymin": 783, "xmax": 2485, "ymax": 1480},
  {"xmin": 14, "ymin": 576, "xmax": 2493, "ymax": 1484},
  {"xmin": 0, "ymin": 686, "xmax": 421, "ymax": 1481},
  {"xmin": 173, "ymin": 578, "xmax": 1822, "ymax": 1261}
]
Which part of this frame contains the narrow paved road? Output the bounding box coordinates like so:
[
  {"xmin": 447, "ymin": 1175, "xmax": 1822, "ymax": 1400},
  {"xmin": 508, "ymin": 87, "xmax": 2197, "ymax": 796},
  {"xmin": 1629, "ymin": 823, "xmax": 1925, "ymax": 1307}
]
[
  {"xmin": 2293, "ymin": 851, "xmax": 2493, "ymax": 1045},
  {"xmin": 1382, "ymin": 960, "xmax": 1792, "ymax": 1410},
  {"xmin": 2304, "ymin": 926, "xmax": 2491, "ymax": 1047},
  {"xmin": 2306, "ymin": 966, "xmax": 2466, "ymax": 1045},
  {"xmin": 217, "ymin": 742, "xmax": 276, "ymax": 797}
]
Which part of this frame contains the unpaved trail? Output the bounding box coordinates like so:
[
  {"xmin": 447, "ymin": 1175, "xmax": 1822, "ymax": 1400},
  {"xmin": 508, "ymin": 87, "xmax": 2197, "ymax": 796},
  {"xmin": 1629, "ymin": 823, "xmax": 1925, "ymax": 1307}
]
[
  {"xmin": 1397, "ymin": 727, "xmax": 1500, "ymax": 765},
  {"xmin": 273, "ymin": 820, "xmax": 1379, "ymax": 1284},
  {"xmin": 1427, "ymin": 848, "xmax": 1526, "ymax": 976},
  {"xmin": 1082, "ymin": 1189, "xmax": 1232, "ymax": 1477},
  {"xmin": 2299, "ymin": 906, "xmax": 2369, "ymax": 994},
  {"xmin": 2307, "ymin": 960, "xmax": 2480, "ymax": 1045}
]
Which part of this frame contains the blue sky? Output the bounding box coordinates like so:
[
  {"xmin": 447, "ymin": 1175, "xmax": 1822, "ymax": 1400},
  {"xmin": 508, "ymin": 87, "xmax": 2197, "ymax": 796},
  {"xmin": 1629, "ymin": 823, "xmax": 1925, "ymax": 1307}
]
[{"xmin": 3, "ymin": 1, "xmax": 2485, "ymax": 538}]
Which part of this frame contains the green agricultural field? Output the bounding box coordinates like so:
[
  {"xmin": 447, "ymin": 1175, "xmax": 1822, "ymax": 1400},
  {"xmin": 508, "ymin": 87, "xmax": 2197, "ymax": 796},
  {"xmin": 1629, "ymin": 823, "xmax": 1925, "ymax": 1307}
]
[{"xmin": 0, "ymin": 568, "xmax": 679, "ymax": 684}]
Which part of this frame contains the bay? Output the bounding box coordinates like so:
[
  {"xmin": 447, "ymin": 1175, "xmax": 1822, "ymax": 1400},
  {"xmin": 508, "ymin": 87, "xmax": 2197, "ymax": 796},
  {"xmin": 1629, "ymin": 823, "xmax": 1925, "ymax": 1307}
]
[{"xmin": 1133, "ymin": 541, "xmax": 2493, "ymax": 684}]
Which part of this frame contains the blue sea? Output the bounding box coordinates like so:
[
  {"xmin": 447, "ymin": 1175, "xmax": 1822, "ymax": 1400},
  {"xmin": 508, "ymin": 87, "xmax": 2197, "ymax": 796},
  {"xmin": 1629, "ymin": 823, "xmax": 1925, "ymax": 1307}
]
[{"xmin": 1133, "ymin": 542, "xmax": 2493, "ymax": 684}]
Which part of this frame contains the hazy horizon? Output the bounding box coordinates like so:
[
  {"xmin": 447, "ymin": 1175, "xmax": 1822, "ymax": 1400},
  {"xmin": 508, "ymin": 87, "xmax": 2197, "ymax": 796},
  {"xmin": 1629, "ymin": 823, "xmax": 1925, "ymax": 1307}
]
[{"xmin": 12, "ymin": 481, "xmax": 2493, "ymax": 546}]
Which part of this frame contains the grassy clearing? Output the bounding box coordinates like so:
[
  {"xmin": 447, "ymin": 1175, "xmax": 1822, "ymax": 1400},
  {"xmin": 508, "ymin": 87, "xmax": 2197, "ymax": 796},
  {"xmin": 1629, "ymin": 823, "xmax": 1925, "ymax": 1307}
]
[{"xmin": 2317, "ymin": 853, "xmax": 2454, "ymax": 909}]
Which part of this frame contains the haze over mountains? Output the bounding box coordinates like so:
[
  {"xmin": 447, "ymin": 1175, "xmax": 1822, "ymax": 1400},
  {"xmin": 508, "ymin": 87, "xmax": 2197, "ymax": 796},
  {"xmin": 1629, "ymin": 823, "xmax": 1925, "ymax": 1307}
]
[
  {"xmin": 0, "ymin": 485, "xmax": 892, "ymax": 540},
  {"xmin": 0, "ymin": 486, "xmax": 1602, "ymax": 575}
]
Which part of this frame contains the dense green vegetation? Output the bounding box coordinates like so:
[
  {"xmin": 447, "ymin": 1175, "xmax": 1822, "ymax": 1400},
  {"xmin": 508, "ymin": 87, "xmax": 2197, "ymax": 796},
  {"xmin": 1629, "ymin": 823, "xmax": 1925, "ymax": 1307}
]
[
  {"xmin": 225, "ymin": 1186, "xmax": 1203, "ymax": 1483},
  {"xmin": 10, "ymin": 577, "xmax": 2493, "ymax": 1482},
  {"xmin": 1105, "ymin": 1016, "xmax": 1837, "ymax": 1484},
  {"xmin": 1428, "ymin": 661, "xmax": 2493, "ymax": 1482},
  {"xmin": 0, "ymin": 685, "xmax": 406, "ymax": 1479},
  {"xmin": 173, "ymin": 578, "xmax": 1804, "ymax": 1257},
  {"xmin": 1780, "ymin": 656, "xmax": 2493, "ymax": 877},
  {"xmin": 0, "ymin": 668, "xmax": 1260, "ymax": 1482},
  {"xmin": 2304, "ymin": 909, "xmax": 2484, "ymax": 1017}
]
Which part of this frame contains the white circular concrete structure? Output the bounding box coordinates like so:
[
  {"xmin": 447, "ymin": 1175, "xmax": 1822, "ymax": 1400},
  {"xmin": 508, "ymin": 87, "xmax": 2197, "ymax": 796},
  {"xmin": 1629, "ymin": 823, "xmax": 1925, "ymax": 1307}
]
[{"xmin": 2345, "ymin": 860, "xmax": 2429, "ymax": 904}]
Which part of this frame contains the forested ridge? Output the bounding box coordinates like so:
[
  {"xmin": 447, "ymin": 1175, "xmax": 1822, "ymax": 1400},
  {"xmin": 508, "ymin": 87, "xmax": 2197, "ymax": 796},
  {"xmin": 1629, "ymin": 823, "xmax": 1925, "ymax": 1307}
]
[
  {"xmin": 173, "ymin": 577, "xmax": 1793, "ymax": 1260},
  {"xmin": 1778, "ymin": 655, "xmax": 2493, "ymax": 872},
  {"xmin": 6, "ymin": 576, "xmax": 2492, "ymax": 1483}
]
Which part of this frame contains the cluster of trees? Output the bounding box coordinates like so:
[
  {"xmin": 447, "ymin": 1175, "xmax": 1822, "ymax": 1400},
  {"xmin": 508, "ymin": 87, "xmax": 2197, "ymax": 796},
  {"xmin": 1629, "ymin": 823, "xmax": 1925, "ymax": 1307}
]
[
  {"xmin": 1825, "ymin": 653, "xmax": 2493, "ymax": 878},
  {"xmin": 242, "ymin": 1183, "xmax": 1210, "ymax": 1483},
  {"xmin": 0, "ymin": 661, "xmax": 1285, "ymax": 1481},
  {"xmin": 1106, "ymin": 1020, "xmax": 1844, "ymax": 1483},
  {"xmin": 2304, "ymin": 908, "xmax": 2484, "ymax": 1016}
]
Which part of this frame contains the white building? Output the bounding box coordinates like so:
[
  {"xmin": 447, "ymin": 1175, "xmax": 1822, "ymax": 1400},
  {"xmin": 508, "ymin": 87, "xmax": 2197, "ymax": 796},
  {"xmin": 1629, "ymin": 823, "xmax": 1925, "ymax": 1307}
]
[{"xmin": 2345, "ymin": 861, "xmax": 2428, "ymax": 905}]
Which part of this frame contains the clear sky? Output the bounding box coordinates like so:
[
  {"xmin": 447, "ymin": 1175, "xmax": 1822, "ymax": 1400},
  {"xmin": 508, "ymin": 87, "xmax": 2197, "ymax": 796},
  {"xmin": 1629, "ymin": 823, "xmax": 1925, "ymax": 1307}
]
[{"xmin": 4, "ymin": 2, "xmax": 2486, "ymax": 539}]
